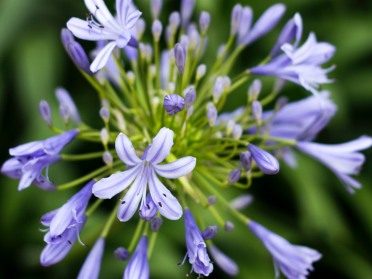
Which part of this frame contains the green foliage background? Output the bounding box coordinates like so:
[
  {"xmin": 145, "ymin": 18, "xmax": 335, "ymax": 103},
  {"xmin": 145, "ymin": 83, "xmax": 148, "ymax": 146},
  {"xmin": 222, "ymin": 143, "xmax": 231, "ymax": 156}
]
[{"xmin": 0, "ymin": 0, "xmax": 371, "ymax": 278}]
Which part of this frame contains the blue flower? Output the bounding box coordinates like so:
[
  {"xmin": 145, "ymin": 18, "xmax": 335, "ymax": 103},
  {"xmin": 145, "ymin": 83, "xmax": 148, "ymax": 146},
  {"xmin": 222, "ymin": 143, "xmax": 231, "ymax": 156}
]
[
  {"xmin": 93, "ymin": 127, "xmax": 196, "ymax": 221},
  {"xmin": 251, "ymin": 14, "xmax": 336, "ymax": 96},
  {"xmin": 1, "ymin": 130, "xmax": 78, "ymax": 191},
  {"xmin": 249, "ymin": 220, "xmax": 321, "ymax": 279},
  {"xmin": 77, "ymin": 237, "xmax": 105, "ymax": 279},
  {"xmin": 124, "ymin": 236, "xmax": 149, "ymax": 279},
  {"xmin": 179, "ymin": 209, "xmax": 213, "ymax": 277},
  {"xmin": 67, "ymin": 0, "xmax": 142, "ymax": 72},
  {"xmin": 247, "ymin": 144, "xmax": 279, "ymax": 175},
  {"xmin": 164, "ymin": 94, "xmax": 185, "ymax": 116},
  {"xmin": 296, "ymin": 136, "xmax": 372, "ymax": 194}
]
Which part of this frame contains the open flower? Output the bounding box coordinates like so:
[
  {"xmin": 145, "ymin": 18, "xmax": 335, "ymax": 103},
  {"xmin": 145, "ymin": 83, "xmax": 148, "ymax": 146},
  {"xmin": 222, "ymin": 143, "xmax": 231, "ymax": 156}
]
[
  {"xmin": 296, "ymin": 136, "xmax": 372, "ymax": 194},
  {"xmin": 251, "ymin": 14, "xmax": 336, "ymax": 96},
  {"xmin": 1, "ymin": 130, "xmax": 78, "ymax": 191},
  {"xmin": 67, "ymin": 0, "xmax": 142, "ymax": 72},
  {"xmin": 93, "ymin": 127, "xmax": 196, "ymax": 221},
  {"xmin": 249, "ymin": 220, "xmax": 321, "ymax": 279},
  {"xmin": 179, "ymin": 209, "xmax": 213, "ymax": 277}
]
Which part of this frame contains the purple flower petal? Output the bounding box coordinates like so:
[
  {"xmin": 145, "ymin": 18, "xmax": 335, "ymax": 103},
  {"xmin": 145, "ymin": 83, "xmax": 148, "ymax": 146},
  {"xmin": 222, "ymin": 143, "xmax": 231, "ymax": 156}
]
[
  {"xmin": 115, "ymin": 133, "xmax": 142, "ymax": 166},
  {"xmin": 148, "ymin": 167, "xmax": 182, "ymax": 220},
  {"xmin": 40, "ymin": 208, "xmax": 60, "ymax": 227},
  {"xmin": 90, "ymin": 41, "xmax": 117, "ymax": 72},
  {"xmin": 153, "ymin": 156, "xmax": 196, "ymax": 179},
  {"xmin": 116, "ymin": 29, "xmax": 131, "ymax": 48},
  {"xmin": 248, "ymin": 144, "xmax": 279, "ymax": 174},
  {"xmin": 146, "ymin": 128, "xmax": 174, "ymax": 164},
  {"xmin": 208, "ymin": 245, "xmax": 238, "ymax": 276},
  {"xmin": 139, "ymin": 194, "xmax": 157, "ymax": 221},
  {"xmin": 67, "ymin": 18, "xmax": 119, "ymax": 41},
  {"xmin": 77, "ymin": 237, "xmax": 105, "ymax": 279},
  {"xmin": 116, "ymin": 0, "xmax": 131, "ymax": 28},
  {"xmin": 124, "ymin": 236, "xmax": 149, "ymax": 279},
  {"xmin": 42, "ymin": 129, "xmax": 79, "ymax": 155},
  {"xmin": 84, "ymin": 0, "xmax": 121, "ymax": 31},
  {"xmin": 55, "ymin": 88, "xmax": 82, "ymax": 124},
  {"xmin": 93, "ymin": 163, "xmax": 141, "ymax": 199}
]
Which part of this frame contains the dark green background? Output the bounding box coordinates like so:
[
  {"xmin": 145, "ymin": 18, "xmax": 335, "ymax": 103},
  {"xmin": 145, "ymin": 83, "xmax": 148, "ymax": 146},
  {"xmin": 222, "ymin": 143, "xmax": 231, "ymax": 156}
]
[{"xmin": 0, "ymin": 0, "xmax": 372, "ymax": 278}]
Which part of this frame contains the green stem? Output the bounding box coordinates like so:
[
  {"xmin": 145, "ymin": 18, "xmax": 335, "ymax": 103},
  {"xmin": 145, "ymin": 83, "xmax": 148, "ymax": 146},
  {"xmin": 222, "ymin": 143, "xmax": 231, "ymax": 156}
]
[
  {"xmin": 85, "ymin": 199, "xmax": 104, "ymax": 217},
  {"xmin": 148, "ymin": 231, "xmax": 158, "ymax": 259},
  {"xmin": 154, "ymin": 40, "xmax": 160, "ymax": 91},
  {"xmin": 128, "ymin": 219, "xmax": 145, "ymax": 253},
  {"xmin": 61, "ymin": 151, "xmax": 113, "ymax": 161},
  {"xmin": 101, "ymin": 200, "xmax": 121, "ymax": 238}
]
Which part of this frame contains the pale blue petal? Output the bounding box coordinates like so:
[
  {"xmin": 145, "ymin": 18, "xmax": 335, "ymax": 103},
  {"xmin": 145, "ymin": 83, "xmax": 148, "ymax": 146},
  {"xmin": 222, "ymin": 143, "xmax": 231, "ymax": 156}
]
[
  {"xmin": 146, "ymin": 128, "xmax": 174, "ymax": 164},
  {"xmin": 90, "ymin": 41, "xmax": 117, "ymax": 73},
  {"xmin": 115, "ymin": 133, "xmax": 142, "ymax": 166},
  {"xmin": 153, "ymin": 156, "xmax": 196, "ymax": 179}
]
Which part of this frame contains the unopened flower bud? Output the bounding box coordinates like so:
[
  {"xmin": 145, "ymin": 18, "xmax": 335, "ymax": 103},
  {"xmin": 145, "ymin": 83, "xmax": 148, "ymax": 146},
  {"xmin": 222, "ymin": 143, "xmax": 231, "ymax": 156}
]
[
  {"xmin": 164, "ymin": 94, "xmax": 185, "ymax": 116},
  {"xmin": 207, "ymin": 195, "xmax": 217, "ymax": 205},
  {"xmin": 213, "ymin": 78, "xmax": 224, "ymax": 104},
  {"xmin": 231, "ymin": 4, "xmax": 243, "ymax": 36},
  {"xmin": 112, "ymin": 109, "xmax": 127, "ymax": 133},
  {"xmin": 207, "ymin": 105, "xmax": 218, "ymax": 127},
  {"xmin": 136, "ymin": 18, "xmax": 146, "ymax": 41},
  {"xmin": 238, "ymin": 6, "xmax": 253, "ymax": 45},
  {"xmin": 168, "ymin": 82, "xmax": 176, "ymax": 94},
  {"xmin": 181, "ymin": 0, "xmax": 196, "ymax": 28},
  {"xmin": 59, "ymin": 103, "xmax": 69, "ymax": 123},
  {"xmin": 230, "ymin": 194, "xmax": 254, "ymax": 210},
  {"xmin": 188, "ymin": 29, "xmax": 200, "ymax": 49},
  {"xmin": 202, "ymin": 225, "xmax": 218, "ymax": 240},
  {"xmin": 217, "ymin": 44, "xmax": 226, "ymax": 58},
  {"xmin": 169, "ymin": 12, "xmax": 181, "ymax": 33},
  {"xmin": 151, "ymin": 216, "xmax": 163, "ymax": 232},
  {"xmin": 273, "ymin": 78, "xmax": 286, "ymax": 93},
  {"xmin": 224, "ymin": 221, "xmax": 235, "ymax": 232},
  {"xmin": 39, "ymin": 100, "xmax": 52, "ymax": 127},
  {"xmin": 275, "ymin": 96, "xmax": 289, "ymax": 112},
  {"xmin": 196, "ymin": 64, "xmax": 206, "ymax": 80},
  {"xmin": 174, "ymin": 43, "xmax": 187, "ymax": 75},
  {"xmin": 240, "ymin": 151, "xmax": 252, "ymax": 171},
  {"xmin": 214, "ymin": 131, "xmax": 223, "ymax": 138},
  {"xmin": 61, "ymin": 28, "xmax": 74, "ymax": 50},
  {"xmin": 152, "ymin": 96, "xmax": 160, "ymax": 107},
  {"xmin": 152, "ymin": 20, "xmax": 163, "ymax": 42},
  {"xmin": 151, "ymin": 0, "xmax": 163, "ymax": 19},
  {"xmin": 165, "ymin": 25, "xmax": 172, "ymax": 47},
  {"xmin": 169, "ymin": 49, "xmax": 175, "ymax": 63},
  {"xmin": 228, "ymin": 169, "xmax": 241, "ymax": 185},
  {"xmin": 184, "ymin": 88, "xmax": 196, "ymax": 111},
  {"xmin": 232, "ymin": 124, "xmax": 243, "ymax": 140},
  {"xmin": 186, "ymin": 105, "xmax": 194, "ymax": 119},
  {"xmin": 103, "ymin": 151, "xmax": 113, "ymax": 166},
  {"xmin": 180, "ymin": 35, "xmax": 190, "ymax": 49},
  {"xmin": 67, "ymin": 41, "xmax": 92, "ymax": 76},
  {"xmin": 222, "ymin": 76, "xmax": 231, "ymax": 91},
  {"xmin": 248, "ymin": 79, "xmax": 262, "ymax": 102},
  {"xmin": 226, "ymin": 120, "xmax": 235, "ymax": 136},
  {"xmin": 251, "ymin": 100, "xmax": 262, "ymax": 125},
  {"xmin": 248, "ymin": 144, "xmax": 279, "ymax": 175},
  {"xmin": 101, "ymin": 98, "xmax": 110, "ymax": 107},
  {"xmin": 100, "ymin": 128, "xmax": 109, "ymax": 145},
  {"xmin": 145, "ymin": 44, "xmax": 153, "ymax": 63},
  {"xmin": 139, "ymin": 194, "xmax": 157, "ymax": 221},
  {"xmin": 199, "ymin": 12, "xmax": 211, "ymax": 35},
  {"xmin": 149, "ymin": 65, "xmax": 156, "ymax": 78},
  {"xmin": 100, "ymin": 106, "xmax": 110, "ymax": 122},
  {"xmin": 127, "ymin": 71, "xmax": 135, "ymax": 86},
  {"xmin": 114, "ymin": 247, "xmax": 130, "ymax": 261}
]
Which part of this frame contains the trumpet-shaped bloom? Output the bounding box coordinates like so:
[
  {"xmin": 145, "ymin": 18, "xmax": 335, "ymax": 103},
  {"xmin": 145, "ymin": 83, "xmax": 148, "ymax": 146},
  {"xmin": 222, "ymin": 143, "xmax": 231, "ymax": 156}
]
[
  {"xmin": 296, "ymin": 136, "xmax": 372, "ymax": 194},
  {"xmin": 67, "ymin": 0, "xmax": 142, "ymax": 72},
  {"xmin": 249, "ymin": 220, "xmax": 321, "ymax": 279},
  {"xmin": 40, "ymin": 215, "xmax": 87, "ymax": 266},
  {"xmin": 77, "ymin": 237, "xmax": 105, "ymax": 279},
  {"xmin": 1, "ymin": 130, "xmax": 78, "ymax": 191},
  {"xmin": 124, "ymin": 236, "xmax": 149, "ymax": 279},
  {"xmin": 93, "ymin": 128, "xmax": 196, "ymax": 221},
  {"xmin": 208, "ymin": 245, "xmax": 239, "ymax": 276},
  {"xmin": 179, "ymin": 209, "xmax": 213, "ymax": 277},
  {"xmin": 251, "ymin": 14, "xmax": 336, "ymax": 96}
]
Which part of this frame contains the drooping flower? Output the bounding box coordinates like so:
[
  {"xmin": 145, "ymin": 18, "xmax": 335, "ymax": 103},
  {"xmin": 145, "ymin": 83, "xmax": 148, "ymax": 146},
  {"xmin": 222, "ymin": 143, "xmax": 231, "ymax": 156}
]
[
  {"xmin": 238, "ymin": 4, "xmax": 286, "ymax": 46},
  {"xmin": 77, "ymin": 237, "xmax": 105, "ymax": 279},
  {"xmin": 40, "ymin": 215, "xmax": 87, "ymax": 266},
  {"xmin": 248, "ymin": 220, "xmax": 322, "ymax": 279},
  {"xmin": 67, "ymin": 0, "xmax": 142, "ymax": 72},
  {"xmin": 208, "ymin": 245, "xmax": 239, "ymax": 276},
  {"xmin": 1, "ymin": 130, "xmax": 78, "ymax": 191},
  {"xmin": 247, "ymin": 144, "xmax": 280, "ymax": 174},
  {"xmin": 179, "ymin": 209, "xmax": 213, "ymax": 277},
  {"xmin": 296, "ymin": 136, "xmax": 372, "ymax": 194},
  {"xmin": 251, "ymin": 14, "xmax": 336, "ymax": 96},
  {"xmin": 124, "ymin": 236, "xmax": 149, "ymax": 279},
  {"xmin": 93, "ymin": 128, "xmax": 196, "ymax": 221}
]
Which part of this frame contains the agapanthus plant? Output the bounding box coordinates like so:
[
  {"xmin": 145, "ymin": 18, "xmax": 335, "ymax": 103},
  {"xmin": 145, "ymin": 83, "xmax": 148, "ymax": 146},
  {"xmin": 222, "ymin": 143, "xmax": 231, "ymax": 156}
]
[{"xmin": 2, "ymin": 0, "xmax": 371, "ymax": 278}]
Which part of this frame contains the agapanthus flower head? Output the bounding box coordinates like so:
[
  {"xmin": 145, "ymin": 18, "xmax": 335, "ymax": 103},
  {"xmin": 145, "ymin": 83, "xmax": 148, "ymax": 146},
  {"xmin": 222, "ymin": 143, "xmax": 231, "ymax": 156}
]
[
  {"xmin": 208, "ymin": 245, "xmax": 239, "ymax": 276},
  {"xmin": 249, "ymin": 220, "xmax": 322, "ymax": 278},
  {"xmin": 1, "ymin": 130, "xmax": 78, "ymax": 191},
  {"xmin": 164, "ymin": 94, "xmax": 185, "ymax": 115},
  {"xmin": 180, "ymin": 209, "xmax": 213, "ymax": 276},
  {"xmin": 296, "ymin": 136, "xmax": 372, "ymax": 194},
  {"xmin": 124, "ymin": 236, "xmax": 149, "ymax": 279},
  {"xmin": 247, "ymin": 144, "xmax": 280, "ymax": 174},
  {"xmin": 93, "ymin": 128, "xmax": 196, "ymax": 221},
  {"xmin": 77, "ymin": 237, "xmax": 105, "ymax": 279},
  {"xmin": 67, "ymin": 0, "xmax": 142, "ymax": 72}
]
